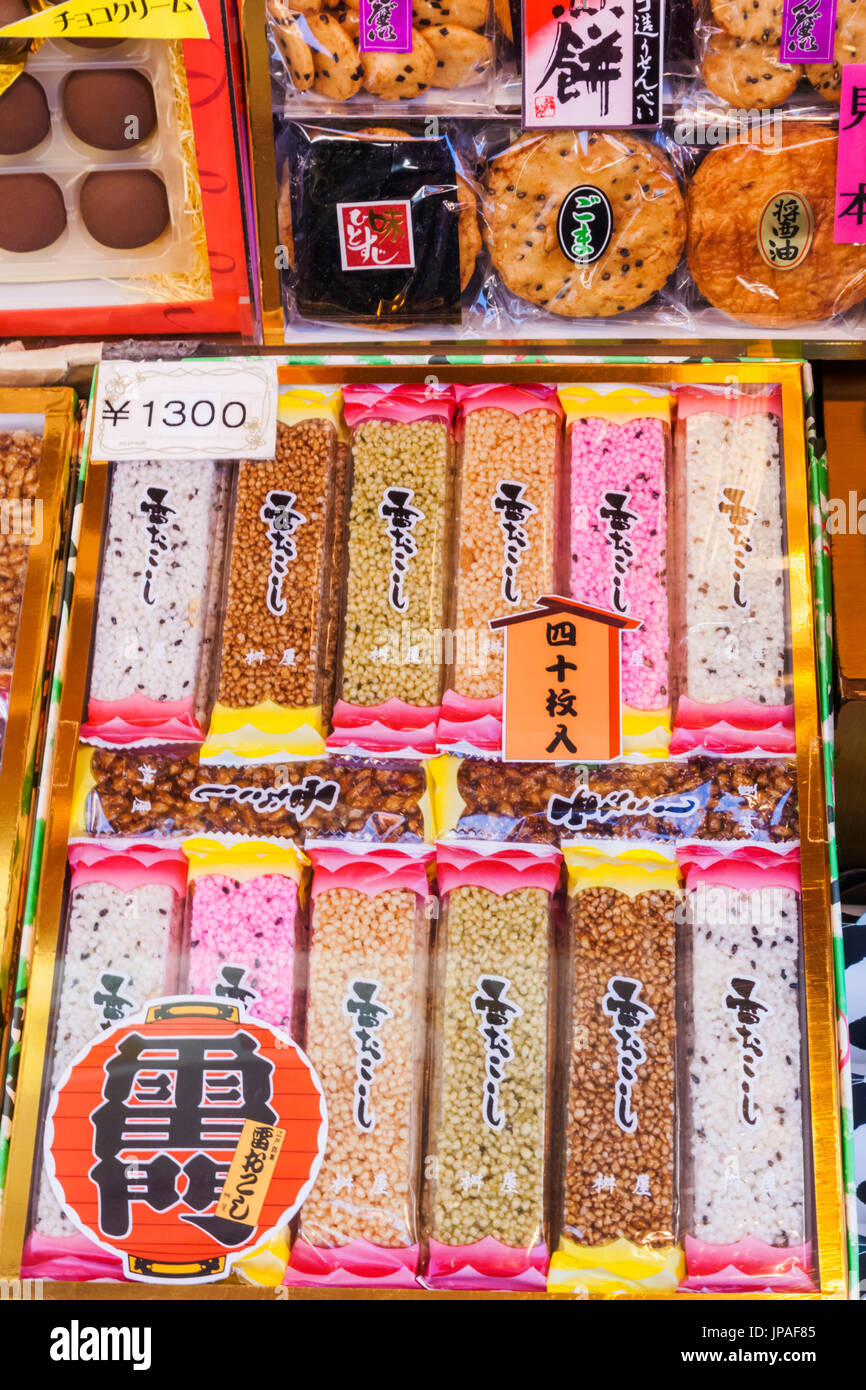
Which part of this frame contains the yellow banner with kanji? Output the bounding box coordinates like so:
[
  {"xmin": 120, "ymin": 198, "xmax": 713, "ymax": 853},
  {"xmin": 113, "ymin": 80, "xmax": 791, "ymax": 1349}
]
[{"xmin": 0, "ymin": 0, "xmax": 208, "ymax": 39}]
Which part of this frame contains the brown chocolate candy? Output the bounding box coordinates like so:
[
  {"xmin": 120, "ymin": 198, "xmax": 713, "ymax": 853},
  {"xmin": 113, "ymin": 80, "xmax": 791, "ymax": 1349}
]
[
  {"xmin": 0, "ymin": 174, "xmax": 66, "ymax": 253},
  {"xmin": 0, "ymin": 72, "xmax": 50, "ymax": 155},
  {"xmin": 63, "ymin": 67, "xmax": 156, "ymax": 150},
  {"xmin": 66, "ymin": 36, "xmax": 125, "ymax": 48},
  {"xmin": 79, "ymin": 169, "xmax": 169, "ymax": 249},
  {"xmin": 0, "ymin": 0, "xmax": 29, "ymax": 24}
]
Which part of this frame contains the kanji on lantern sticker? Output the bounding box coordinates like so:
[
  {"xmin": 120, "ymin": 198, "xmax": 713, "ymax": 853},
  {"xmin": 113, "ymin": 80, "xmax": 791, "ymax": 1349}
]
[
  {"xmin": 491, "ymin": 594, "xmax": 641, "ymax": 762},
  {"xmin": 45, "ymin": 999, "xmax": 327, "ymax": 1283}
]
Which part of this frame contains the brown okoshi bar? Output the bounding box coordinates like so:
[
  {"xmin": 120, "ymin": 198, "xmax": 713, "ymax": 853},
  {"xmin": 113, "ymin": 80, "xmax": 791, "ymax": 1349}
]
[
  {"xmin": 452, "ymin": 757, "xmax": 798, "ymax": 844},
  {"xmin": 87, "ymin": 749, "xmax": 428, "ymax": 841}
]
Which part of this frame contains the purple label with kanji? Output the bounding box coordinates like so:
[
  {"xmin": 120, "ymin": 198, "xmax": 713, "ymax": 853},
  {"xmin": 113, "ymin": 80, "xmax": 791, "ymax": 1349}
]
[
  {"xmin": 781, "ymin": 0, "xmax": 836, "ymax": 63},
  {"xmin": 359, "ymin": 0, "xmax": 411, "ymax": 52},
  {"xmin": 835, "ymin": 63, "xmax": 866, "ymax": 244}
]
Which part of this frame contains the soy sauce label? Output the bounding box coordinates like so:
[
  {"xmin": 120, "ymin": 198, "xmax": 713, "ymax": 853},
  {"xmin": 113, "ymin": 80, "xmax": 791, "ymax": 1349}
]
[
  {"xmin": 757, "ymin": 191, "xmax": 813, "ymax": 270},
  {"xmin": 556, "ymin": 186, "xmax": 613, "ymax": 265}
]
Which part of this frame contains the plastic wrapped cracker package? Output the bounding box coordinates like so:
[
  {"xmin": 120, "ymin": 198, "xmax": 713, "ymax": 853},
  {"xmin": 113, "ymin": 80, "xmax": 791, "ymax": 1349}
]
[
  {"xmin": 182, "ymin": 839, "xmax": 307, "ymax": 1034},
  {"xmin": 287, "ymin": 844, "xmax": 432, "ymax": 1289},
  {"xmin": 432, "ymin": 754, "xmax": 799, "ymax": 847},
  {"xmin": 80, "ymin": 461, "xmax": 230, "ymax": 747},
  {"xmin": 329, "ymin": 386, "xmax": 455, "ymax": 756},
  {"xmin": 549, "ymin": 845, "xmax": 682, "ymax": 1295},
  {"xmin": 437, "ymin": 385, "xmax": 562, "ymax": 756},
  {"xmin": 671, "ymin": 386, "xmax": 794, "ymax": 757},
  {"xmin": 73, "ymin": 748, "xmax": 434, "ymax": 845},
  {"xmin": 422, "ymin": 842, "xmax": 560, "ymax": 1290},
  {"xmin": 23, "ymin": 842, "xmax": 187, "ymax": 1282},
  {"xmin": 676, "ymin": 843, "xmax": 813, "ymax": 1293},
  {"xmin": 203, "ymin": 389, "xmax": 346, "ymax": 764},
  {"xmin": 0, "ymin": 419, "xmax": 41, "ymax": 672},
  {"xmin": 559, "ymin": 385, "xmax": 672, "ymax": 759}
]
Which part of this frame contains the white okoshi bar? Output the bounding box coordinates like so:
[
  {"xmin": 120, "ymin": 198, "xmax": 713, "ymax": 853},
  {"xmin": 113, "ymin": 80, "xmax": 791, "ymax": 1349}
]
[
  {"xmin": 683, "ymin": 412, "xmax": 787, "ymax": 705},
  {"xmin": 687, "ymin": 884, "xmax": 806, "ymax": 1246},
  {"xmin": 34, "ymin": 881, "xmax": 180, "ymax": 1238},
  {"xmin": 89, "ymin": 461, "xmax": 222, "ymax": 705}
]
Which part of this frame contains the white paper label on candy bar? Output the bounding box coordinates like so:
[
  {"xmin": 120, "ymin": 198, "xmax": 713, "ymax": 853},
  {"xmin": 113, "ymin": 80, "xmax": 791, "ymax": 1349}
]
[{"xmin": 91, "ymin": 358, "xmax": 279, "ymax": 461}]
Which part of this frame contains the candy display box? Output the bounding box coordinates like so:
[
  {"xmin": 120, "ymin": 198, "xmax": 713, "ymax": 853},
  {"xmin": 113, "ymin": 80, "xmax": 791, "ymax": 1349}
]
[
  {"xmin": 0, "ymin": 357, "xmax": 847, "ymax": 1300},
  {"xmin": 0, "ymin": 0, "xmax": 256, "ymax": 339},
  {"xmin": 0, "ymin": 387, "xmax": 76, "ymax": 1056}
]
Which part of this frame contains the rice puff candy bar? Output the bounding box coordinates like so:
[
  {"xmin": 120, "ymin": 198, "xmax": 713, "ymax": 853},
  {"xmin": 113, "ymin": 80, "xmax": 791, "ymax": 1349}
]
[
  {"xmin": 687, "ymin": 124, "xmax": 866, "ymax": 325},
  {"xmin": 485, "ymin": 131, "xmax": 686, "ymax": 319}
]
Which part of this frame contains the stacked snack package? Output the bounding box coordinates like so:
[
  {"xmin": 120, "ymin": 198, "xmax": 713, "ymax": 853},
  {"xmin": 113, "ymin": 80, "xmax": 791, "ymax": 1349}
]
[
  {"xmin": 24, "ymin": 843, "xmax": 188, "ymax": 1281},
  {"xmin": 432, "ymin": 755, "xmax": 799, "ymax": 847},
  {"xmin": 80, "ymin": 461, "xmax": 230, "ymax": 746},
  {"xmin": 328, "ymin": 385, "xmax": 455, "ymax": 756},
  {"xmin": 286, "ymin": 844, "xmax": 433, "ymax": 1288},
  {"xmin": 422, "ymin": 842, "xmax": 559, "ymax": 1289},
  {"xmin": 559, "ymin": 384, "xmax": 672, "ymax": 758},
  {"xmin": 676, "ymin": 843, "xmax": 813, "ymax": 1293},
  {"xmin": 438, "ymin": 384, "xmax": 562, "ymax": 755},
  {"xmin": 72, "ymin": 748, "xmax": 434, "ymax": 845},
  {"xmin": 204, "ymin": 388, "xmax": 345, "ymax": 763},
  {"xmin": 182, "ymin": 838, "xmax": 307, "ymax": 1034},
  {"xmin": 549, "ymin": 845, "xmax": 682, "ymax": 1294},
  {"xmin": 671, "ymin": 386, "xmax": 794, "ymax": 756}
]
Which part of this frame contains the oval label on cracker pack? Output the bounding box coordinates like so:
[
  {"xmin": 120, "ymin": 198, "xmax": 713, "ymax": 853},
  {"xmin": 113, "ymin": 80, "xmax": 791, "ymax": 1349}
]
[
  {"xmin": 556, "ymin": 185, "xmax": 613, "ymax": 265},
  {"xmin": 756, "ymin": 191, "xmax": 814, "ymax": 271}
]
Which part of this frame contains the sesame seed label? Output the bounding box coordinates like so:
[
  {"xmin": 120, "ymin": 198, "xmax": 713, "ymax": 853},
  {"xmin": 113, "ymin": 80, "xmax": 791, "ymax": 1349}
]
[{"xmin": 556, "ymin": 185, "xmax": 613, "ymax": 265}]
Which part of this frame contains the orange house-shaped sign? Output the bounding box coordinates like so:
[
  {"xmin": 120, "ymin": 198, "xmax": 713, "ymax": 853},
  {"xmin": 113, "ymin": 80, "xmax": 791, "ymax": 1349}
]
[{"xmin": 490, "ymin": 595, "xmax": 642, "ymax": 763}]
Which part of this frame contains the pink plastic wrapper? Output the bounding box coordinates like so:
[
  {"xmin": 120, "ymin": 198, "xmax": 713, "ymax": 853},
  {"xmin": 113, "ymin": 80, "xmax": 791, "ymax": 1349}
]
[
  {"xmin": 287, "ymin": 844, "xmax": 433, "ymax": 1288},
  {"xmin": 422, "ymin": 843, "xmax": 560, "ymax": 1290},
  {"xmin": 329, "ymin": 386, "xmax": 455, "ymax": 757},
  {"xmin": 25, "ymin": 843, "xmax": 187, "ymax": 1281},
  {"xmin": 676, "ymin": 843, "xmax": 812, "ymax": 1292}
]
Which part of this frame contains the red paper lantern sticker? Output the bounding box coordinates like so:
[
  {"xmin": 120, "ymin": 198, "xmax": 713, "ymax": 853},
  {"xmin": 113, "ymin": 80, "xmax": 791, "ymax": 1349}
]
[{"xmin": 46, "ymin": 998, "xmax": 327, "ymax": 1284}]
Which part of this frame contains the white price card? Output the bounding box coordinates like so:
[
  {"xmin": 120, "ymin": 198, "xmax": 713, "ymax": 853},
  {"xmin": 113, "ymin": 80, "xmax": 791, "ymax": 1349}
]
[{"xmin": 91, "ymin": 358, "xmax": 279, "ymax": 461}]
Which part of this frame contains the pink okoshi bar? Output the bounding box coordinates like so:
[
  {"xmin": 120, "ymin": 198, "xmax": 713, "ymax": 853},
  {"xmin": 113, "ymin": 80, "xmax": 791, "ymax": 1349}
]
[
  {"xmin": 187, "ymin": 872, "xmax": 297, "ymax": 1032},
  {"xmin": 569, "ymin": 415, "xmax": 669, "ymax": 710}
]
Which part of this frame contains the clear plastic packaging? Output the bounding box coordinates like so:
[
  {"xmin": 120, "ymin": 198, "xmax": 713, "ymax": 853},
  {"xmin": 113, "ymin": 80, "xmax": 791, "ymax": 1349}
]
[
  {"xmin": 422, "ymin": 842, "xmax": 560, "ymax": 1289},
  {"xmin": 278, "ymin": 124, "xmax": 476, "ymax": 330},
  {"xmin": 432, "ymin": 754, "xmax": 800, "ymax": 846},
  {"xmin": 80, "ymin": 460, "xmax": 230, "ymax": 748},
  {"xmin": 0, "ymin": 40, "xmax": 200, "ymax": 284},
  {"xmin": 329, "ymin": 385, "xmax": 455, "ymax": 755},
  {"xmin": 437, "ymin": 384, "xmax": 562, "ymax": 756},
  {"xmin": 203, "ymin": 389, "xmax": 345, "ymax": 764},
  {"xmin": 559, "ymin": 384, "xmax": 672, "ymax": 759},
  {"xmin": 24, "ymin": 842, "xmax": 187, "ymax": 1281},
  {"xmin": 266, "ymin": 0, "xmax": 504, "ymax": 116},
  {"xmin": 549, "ymin": 845, "xmax": 682, "ymax": 1294},
  {"xmin": 74, "ymin": 748, "xmax": 434, "ymax": 844},
  {"xmin": 676, "ymin": 843, "xmax": 814, "ymax": 1293},
  {"xmin": 182, "ymin": 838, "xmax": 307, "ymax": 1034},
  {"xmin": 671, "ymin": 385, "xmax": 794, "ymax": 755},
  {"xmin": 287, "ymin": 843, "xmax": 432, "ymax": 1288}
]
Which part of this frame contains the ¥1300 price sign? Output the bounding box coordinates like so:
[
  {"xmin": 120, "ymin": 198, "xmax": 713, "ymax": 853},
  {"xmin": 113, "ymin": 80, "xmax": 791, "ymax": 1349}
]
[{"xmin": 91, "ymin": 358, "xmax": 279, "ymax": 460}]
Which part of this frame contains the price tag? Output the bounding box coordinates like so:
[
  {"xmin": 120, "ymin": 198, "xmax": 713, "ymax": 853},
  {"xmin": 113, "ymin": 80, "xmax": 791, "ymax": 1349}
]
[{"xmin": 91, "ymin": 359, "xmax": 279, "ymax": 461}]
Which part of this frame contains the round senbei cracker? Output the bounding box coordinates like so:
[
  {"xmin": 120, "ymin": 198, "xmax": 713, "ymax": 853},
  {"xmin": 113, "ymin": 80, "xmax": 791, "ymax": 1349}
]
[
  {"xmin": 710, "ymin": 0, "xmax": 784, "ymax": 44},
  {"xmin": 804, "ymin": 0, "xmax": 866, "ymax": 102},
  {"xmin": 687, "ymin": 123, "xmax": 866, "ymax": 325},
  {"xmin": 703, "ymin": 31, "xmax": 801, "ymax": 108},
  {"xmin": 484, "ymin": 130, "xmax": 686, "ymax": 318}
]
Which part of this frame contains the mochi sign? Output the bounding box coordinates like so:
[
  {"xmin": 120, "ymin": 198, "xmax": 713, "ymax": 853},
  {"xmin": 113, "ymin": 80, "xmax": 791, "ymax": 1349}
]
[{"xmin": 46, "ymin": 998, "xmax": 326, "ymax": 1283}]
